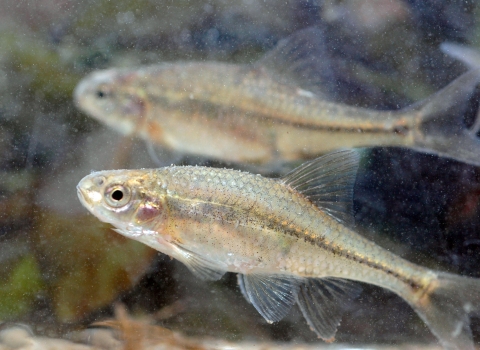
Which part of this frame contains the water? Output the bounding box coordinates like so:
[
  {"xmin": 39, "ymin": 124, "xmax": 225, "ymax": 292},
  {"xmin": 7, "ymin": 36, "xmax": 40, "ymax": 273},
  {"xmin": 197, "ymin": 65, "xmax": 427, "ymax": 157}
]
[{"xmin": 0, "ymin": 0, "xmax": 479, "ymax": 348}]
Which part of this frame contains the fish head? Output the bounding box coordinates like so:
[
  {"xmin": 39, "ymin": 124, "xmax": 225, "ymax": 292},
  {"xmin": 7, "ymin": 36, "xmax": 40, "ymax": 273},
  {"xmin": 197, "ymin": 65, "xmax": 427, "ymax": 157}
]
[
  {"xmin": 74, "ymin": 69, "xmax": 147, "ymax": 136},
  {"xmin": 77, "ymin": 169, "xmax": 169, "ymax": 239}
]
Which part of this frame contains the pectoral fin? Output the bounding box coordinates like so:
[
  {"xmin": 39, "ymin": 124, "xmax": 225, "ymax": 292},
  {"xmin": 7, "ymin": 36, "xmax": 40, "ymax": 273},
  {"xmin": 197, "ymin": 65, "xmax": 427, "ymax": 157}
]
[
  {"xmin": 296, "ymin": 278, "xmax": 362, "ymax": 341},
  {"xmin": 238, "ymin": 274, "xmax": 300, "ymax": 323},
  {"xmin": 172, "ymin": 242, "xmax": 226, "ymax": 281}
]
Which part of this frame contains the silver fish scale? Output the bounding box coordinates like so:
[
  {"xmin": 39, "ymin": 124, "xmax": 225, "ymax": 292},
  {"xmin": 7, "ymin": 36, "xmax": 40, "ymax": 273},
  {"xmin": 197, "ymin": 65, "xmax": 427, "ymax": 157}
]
[{"xmin": 160, "ymin": 166, "xmax": 429, "ymax": 291}]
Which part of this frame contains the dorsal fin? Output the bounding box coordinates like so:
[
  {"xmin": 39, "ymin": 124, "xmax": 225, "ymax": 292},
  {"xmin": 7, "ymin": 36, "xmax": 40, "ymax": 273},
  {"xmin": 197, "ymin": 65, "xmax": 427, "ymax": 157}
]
[
  {"xmin": 281, "ymin": 149, "xmax": 360, "ymax": 227},
  {"xmin": 254, "ymin": 26, "xmax": 334, "ymax": 97}
]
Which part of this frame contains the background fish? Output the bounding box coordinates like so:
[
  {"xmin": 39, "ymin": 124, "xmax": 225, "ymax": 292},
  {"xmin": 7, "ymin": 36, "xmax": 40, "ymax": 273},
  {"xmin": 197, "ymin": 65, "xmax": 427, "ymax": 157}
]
[
  {"xmin": 441, "ymin": 42, "xmax": 480, "ymax": 70},
  {"xmin": 74, "ymin": 27, "xmax": 480, "ymax": 167},
  {"xmin": 77, "ymin": 150, "xmax": 480, "ymax": 350}
]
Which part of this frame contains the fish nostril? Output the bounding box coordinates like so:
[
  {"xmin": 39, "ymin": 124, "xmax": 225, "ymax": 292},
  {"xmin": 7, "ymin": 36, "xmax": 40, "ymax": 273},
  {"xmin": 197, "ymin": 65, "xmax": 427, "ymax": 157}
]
[{"xmin": 93, "ymin": 176, "xmax": 105, "ymax": 187}]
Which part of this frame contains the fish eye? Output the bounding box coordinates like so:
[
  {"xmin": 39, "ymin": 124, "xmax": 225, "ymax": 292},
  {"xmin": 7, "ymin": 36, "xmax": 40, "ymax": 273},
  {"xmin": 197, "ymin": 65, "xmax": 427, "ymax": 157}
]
[
  {"xmin": 95, "ymin": 85, "xmax": 112, "ymax": 99},
  {"xmin": 104, "ymin": 184, "xmax": 131, "ymax": 208},
  {"xmin": 111, "ymin": 190, "xmax": 123, "ymax": 200}
]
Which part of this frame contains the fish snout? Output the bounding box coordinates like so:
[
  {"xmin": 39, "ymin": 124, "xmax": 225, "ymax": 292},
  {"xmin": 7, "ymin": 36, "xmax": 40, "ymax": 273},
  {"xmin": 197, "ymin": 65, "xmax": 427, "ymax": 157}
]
[
  {"xmin": 76, "ymin": 173, "xmax": 107, "ymax": 210},
  {"xmin": 76, "ymin": 184, "xmax": 86, "ymax": 204},
  {"xmin": 73, "ymin": 78, "xmax": 89, "ymax": 107},
  {"xmin": 73, "ymin": 69, "xmax": 118, "ymax": 107}
]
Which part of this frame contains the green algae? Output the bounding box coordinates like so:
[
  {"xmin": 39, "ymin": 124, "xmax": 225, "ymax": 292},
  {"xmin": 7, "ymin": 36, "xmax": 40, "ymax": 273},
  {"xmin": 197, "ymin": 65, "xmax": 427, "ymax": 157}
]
[
  {"xmin": 0, "ymin": 255, "xmax": 44, "ymax": 318},
  {"xmin": 0, "ymin": 33, "xmax": 80, "ymax": 104}
]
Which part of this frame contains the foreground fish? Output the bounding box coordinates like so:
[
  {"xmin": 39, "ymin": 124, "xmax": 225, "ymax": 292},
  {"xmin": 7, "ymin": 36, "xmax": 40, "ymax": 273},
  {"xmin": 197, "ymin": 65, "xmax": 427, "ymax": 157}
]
[
  {"xmin": 74, "ymin": 27, "xmax": 480, "ymax": 167},
  {"xmin": 77, "ymin": 150, "xmax": 480, "ymax": 349}
]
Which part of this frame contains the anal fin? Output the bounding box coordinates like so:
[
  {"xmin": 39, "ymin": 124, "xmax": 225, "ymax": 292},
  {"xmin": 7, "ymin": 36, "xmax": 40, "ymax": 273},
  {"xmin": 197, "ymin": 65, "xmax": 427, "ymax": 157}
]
[
  {"xmin": 296, "ymin": 278, "xmax": 362, "ymax": 341},
  {"xmin": 237, "ymin": 273, "xmax": 250, "ymax": 304},
  {"xmin": 238, "ymin": 274, "xmax": 300, "ymax": 323}
]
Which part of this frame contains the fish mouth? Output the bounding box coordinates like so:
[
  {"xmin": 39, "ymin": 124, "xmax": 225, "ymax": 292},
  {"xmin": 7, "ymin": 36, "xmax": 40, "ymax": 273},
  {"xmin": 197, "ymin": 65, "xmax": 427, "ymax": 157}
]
[
  {"xmin": 76, "ymin": 185, "xmax": 89, "ymax": 208},
  {"xmin": 73, "ymin": 79, "xmax": 87, "ymax": 107},
  {"xmin": 76, "ymin": 179, "xmax": 99, "ymax": 211}
]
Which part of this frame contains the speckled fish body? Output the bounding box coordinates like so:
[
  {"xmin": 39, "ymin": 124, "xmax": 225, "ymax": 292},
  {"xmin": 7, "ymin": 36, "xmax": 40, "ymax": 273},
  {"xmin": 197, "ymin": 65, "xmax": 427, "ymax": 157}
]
[
  {"xmin": 127, "ymin": 164, "xmax": 425, "ymax": 292},
  {"xmin": 77, "ymin": 150, "xmax": 480, "ymax": 350},
  {"xmin": 74, "ymin": 28, "xmax": 480, "ymax": 166},
  {"xmin": 75, "ymin": 63, "xmax": 409, "ymax": 164}
]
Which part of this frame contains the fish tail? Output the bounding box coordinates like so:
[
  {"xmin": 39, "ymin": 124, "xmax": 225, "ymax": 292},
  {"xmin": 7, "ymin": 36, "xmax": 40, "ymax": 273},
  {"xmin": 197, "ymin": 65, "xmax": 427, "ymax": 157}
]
[
  {"xmin": 407, "ymin": 69, "xmax": 480, "ymax": 164},
  {"xmin": 410, "ymin": 272, "xmax": 480, "ymax": 350},
  {"xmin": 441, "ymin": 42, "xmax": 480, "ymax": 70},
  {"xmin": 414, "ymin": 69, "xmax": 480, "ymax": 129}
]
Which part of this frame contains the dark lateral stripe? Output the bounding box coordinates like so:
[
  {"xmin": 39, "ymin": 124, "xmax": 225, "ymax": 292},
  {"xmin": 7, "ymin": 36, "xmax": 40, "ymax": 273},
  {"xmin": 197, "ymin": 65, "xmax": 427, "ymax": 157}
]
[
  {"xmin": 276, "ymin": 224, "xmax": 422, "ymax": 291},
  {"xmin": 170, "ymin": 195, "xmax": 422, "ymax": 291},
  {"xmin": 218, "ymin": 203, "xmax": 422, "ymax": 291},
  {"xmin": 310, "ymin": 234, "xmax": 421, "ymax": 290},
  {"xmin": 149, "ymin": 95, "xmax": 405, "ymax": 135},
  {"xmin": 280, "ymin": 187, "xmax": 423, "ymax": 291}
]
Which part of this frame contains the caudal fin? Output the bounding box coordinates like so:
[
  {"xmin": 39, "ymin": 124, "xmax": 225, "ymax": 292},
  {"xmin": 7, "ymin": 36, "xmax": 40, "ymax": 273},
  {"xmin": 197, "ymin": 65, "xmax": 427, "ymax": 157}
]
[
  {"xmin": 412, "ymin": 272, "xmax": 480, "ymax": 350},
  {"xmin": 409, "ymin": 69, "xmax": 480, "ymax": 166},
  {"xmin": 441, "ymin": 42, "xmax": 480, "ymax": 70}
]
